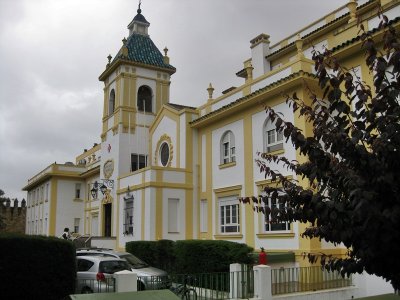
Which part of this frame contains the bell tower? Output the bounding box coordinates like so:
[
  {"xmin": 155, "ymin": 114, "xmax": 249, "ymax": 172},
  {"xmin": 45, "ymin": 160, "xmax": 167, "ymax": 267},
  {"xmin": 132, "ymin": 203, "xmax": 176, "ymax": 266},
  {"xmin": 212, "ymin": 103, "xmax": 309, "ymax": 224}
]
[{"xmin": 97, "ymin": 4, "xmax": 176, "ymax": 220}]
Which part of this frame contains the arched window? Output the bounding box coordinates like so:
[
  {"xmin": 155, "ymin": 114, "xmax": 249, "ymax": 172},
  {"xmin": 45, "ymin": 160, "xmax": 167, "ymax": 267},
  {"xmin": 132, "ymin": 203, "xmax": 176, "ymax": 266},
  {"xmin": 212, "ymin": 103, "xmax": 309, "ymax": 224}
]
[
  {"xmin": 221, "ymin": 131, "xmax": 235, "ymax": 164},
  {"xmin": 264, "ymin": 119, "xmax": 283, "ymax": 153},
  {"xmin": 109, "ymin": 89, "xmax": 115, "ymax": 116},
  {"xmin": 137, "ymin": 85, "xmax": 152, "ymax": 113}
]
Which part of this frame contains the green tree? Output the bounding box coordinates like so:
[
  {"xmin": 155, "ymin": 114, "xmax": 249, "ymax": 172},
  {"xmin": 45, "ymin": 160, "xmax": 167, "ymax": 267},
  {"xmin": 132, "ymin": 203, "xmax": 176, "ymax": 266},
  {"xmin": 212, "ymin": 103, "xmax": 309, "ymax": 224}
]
[{"xmin": 241, "ymin": 16, "xmax": 400, "ymax": 288}]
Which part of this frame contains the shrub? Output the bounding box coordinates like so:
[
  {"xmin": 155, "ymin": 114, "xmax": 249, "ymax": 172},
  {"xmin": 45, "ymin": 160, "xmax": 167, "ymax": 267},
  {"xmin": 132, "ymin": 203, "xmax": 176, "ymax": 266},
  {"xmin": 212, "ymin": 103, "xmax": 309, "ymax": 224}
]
[
  {"xmin": 174, "ymin": 240, "xmax": 253, "ymax": 274},
  {"xmin": 126, "ymin": 239, "xmax": 176, "ymax": 272},
  {"xmin": 126, "ymin": 239, "xmax": 253, "ymax": 274},
  {"xmin": 0, "ymin": 234, "xmax": 76, "ymax": 300}
]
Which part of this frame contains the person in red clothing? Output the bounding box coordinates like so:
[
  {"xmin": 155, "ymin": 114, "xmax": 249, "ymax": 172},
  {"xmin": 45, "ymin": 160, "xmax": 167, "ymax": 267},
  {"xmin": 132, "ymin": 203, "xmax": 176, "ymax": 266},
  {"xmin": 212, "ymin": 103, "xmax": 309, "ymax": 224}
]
[{"xmin": 259, "ymin": 247, "xmax": 267, "ymax": 265}]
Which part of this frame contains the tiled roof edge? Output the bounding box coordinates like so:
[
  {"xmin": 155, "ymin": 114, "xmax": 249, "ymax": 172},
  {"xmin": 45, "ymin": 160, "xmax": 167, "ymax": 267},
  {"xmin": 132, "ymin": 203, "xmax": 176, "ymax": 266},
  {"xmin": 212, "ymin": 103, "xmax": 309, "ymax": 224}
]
[
  {"xmin": 266, "ymin": 0, "xmax": 375, "ymax": 59},
  {"xmin": 190, "ymin": 71, "xmax": 315, "ymax": 125}
]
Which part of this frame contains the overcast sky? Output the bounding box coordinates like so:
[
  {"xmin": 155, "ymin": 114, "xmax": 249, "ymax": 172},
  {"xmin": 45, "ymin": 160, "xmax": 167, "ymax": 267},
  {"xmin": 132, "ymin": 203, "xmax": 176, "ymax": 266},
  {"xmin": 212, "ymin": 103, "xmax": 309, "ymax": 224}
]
[{"xmin": 0, "ymin": 0, "xmax": 350, "ymax": 201}]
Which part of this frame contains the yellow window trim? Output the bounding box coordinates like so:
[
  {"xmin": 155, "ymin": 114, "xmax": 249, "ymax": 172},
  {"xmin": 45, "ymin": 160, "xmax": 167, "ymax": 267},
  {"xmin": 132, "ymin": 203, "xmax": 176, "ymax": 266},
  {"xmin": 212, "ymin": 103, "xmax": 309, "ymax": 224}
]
[
  {"xmin": 256, "ymin": 233, "xmax": 295, "ymax": 238},
  {"xmin": 266, "ymin": 149, "xmax": 285, "ymax": 156},
  {"xmin": 255, "ymin": 175, "xmax": 293, "ymax": 187},
  {"xmin": 214, "ymin": 234, "xmax": 243, "ymax": 239},
  {"xmin": 214, "ymin": 184, "xmax": 242, "ymax": 195},
  {"xmin": 218, "ymin": 161, "xmax": 236, "ymax": 169}
]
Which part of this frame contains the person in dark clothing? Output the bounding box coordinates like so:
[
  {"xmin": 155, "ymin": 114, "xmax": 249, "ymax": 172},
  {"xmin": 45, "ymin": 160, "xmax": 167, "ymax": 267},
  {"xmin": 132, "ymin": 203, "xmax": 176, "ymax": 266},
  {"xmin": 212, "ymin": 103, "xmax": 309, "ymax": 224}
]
[{"xmin": 61, "ymin": 227, "xmax": 71, "ymax": 240}]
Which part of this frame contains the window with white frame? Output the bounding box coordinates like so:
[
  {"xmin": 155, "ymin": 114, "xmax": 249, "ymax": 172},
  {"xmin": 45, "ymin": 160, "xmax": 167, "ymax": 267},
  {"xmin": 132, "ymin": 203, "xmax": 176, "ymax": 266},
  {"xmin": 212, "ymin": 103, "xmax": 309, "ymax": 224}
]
[
  {"xmin": 262, "ymin": 193, "xmax": 291, "ymax": 232},
  {"xmin": 74, "ymin": 218, "xmax": 80, "ymax": 233},
  {"xmin": 219, "ymin": 196, "xmax": 240, "ymax": 233},
  {"xmin": 75, "ymin": 183, "xmax": 81, "ymax": 199},
  {"xmin": 221, "ymin": 131, "xmax": 236, "ymax": 164},
  {"xmin": 131, "ymin": 154, "xmax": 147, "ymax": 172},
  {"xmin": 124, "ymin": 196, "xmax": 134, "ymax": 235},
  {"xmin": 200, "ymin": 199, "xmax": 208, "ymax": 232},
  {"xmin": 264, "ymin": 119, "xmax": 283, "ymax": 153},
  {"xmin": 45, "ymin": 183, "xmax": 49, "ymax": 201},
  {"xmin": 168, "ymin": 198, "xmax": 179, "ymax": 233}
]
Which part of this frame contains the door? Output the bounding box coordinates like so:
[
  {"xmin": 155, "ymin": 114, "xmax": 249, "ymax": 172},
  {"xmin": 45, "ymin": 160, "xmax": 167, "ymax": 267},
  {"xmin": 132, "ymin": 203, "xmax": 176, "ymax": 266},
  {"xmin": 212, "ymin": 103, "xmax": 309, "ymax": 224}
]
[{"xmin": 104, "ymin": 203, "xmax": 112, "ymax": 237}]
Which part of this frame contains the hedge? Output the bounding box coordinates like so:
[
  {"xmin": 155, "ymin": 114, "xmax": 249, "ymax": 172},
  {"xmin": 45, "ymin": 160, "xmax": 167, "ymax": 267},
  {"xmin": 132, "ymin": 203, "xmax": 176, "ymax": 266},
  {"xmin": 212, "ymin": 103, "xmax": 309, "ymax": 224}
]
[
  {"xmin": 0, "ymin": 234, "xmax": 76, "ymax": 300},
  {"xmin": 126, "ymin": 239, "xmax": 253, "ymax": 274}
]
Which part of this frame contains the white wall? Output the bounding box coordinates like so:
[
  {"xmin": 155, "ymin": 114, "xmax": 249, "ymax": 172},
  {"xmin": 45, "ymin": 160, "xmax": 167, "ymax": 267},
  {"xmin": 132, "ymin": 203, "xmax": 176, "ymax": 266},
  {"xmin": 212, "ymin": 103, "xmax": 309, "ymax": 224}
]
[
  {"xmin": 251, "ymin": 67, "xmax": 292, "ymax": 92},
  {"xmin": 152, "ymin": 116, "xmax": 177, "ymax": 167},
  {"xmin": 212, "ymin": 119, "xmax": 244, "ymax": 189},
  {"xmin": 353, "ymin": 272, "xmax": 395, "ymax": 298},
  {"xmin": 55, "ymin": 180, "xmax": 85, "ymax": 237},
  {"xmin": 252, "ymin": 102, "xmax": 296, "ymax": 184},
  {"xmin": 212, "ymin": 90, "xmax": 243, "ymax": 111},
  {"xmin": 273, "ymin": 287, "xmax": 358, "ymax": 300}
]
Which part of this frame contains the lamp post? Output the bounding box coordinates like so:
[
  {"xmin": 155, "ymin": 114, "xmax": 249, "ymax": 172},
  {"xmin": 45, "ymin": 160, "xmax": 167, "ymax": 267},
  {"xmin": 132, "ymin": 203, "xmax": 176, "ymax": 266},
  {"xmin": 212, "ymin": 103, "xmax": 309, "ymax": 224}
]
[{"xmin": 90, "ymin": 179, "xmax": 114, "ymax": 199}]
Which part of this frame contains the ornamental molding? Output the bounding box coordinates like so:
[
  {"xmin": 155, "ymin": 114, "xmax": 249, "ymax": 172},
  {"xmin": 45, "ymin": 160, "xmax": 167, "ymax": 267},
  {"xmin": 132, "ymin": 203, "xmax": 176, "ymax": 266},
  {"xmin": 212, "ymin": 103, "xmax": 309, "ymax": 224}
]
[
  {"xmin": 154, "ymin": 134, "xmax": 173, "ymax": 167},
  {"xmin": 102, "ymin": 189, "xmax": 114, "ymax": 204},
  {"xmin": 103, "ymin": 159, "xmax": 114, "ymax": 179}
]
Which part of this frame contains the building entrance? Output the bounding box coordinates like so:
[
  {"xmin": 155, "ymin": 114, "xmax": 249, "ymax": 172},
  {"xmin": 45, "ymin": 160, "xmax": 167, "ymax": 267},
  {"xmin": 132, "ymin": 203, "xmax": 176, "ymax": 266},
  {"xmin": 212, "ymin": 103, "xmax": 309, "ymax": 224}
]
[{"xmin": 104, "ymin": 203, "xmax": 112, "ymax": 237}]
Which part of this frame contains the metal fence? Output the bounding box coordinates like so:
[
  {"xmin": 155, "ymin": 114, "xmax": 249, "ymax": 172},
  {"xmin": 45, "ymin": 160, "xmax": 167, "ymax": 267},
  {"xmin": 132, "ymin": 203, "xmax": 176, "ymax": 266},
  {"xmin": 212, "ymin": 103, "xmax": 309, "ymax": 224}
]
[
  {"xmin": 271, "ymin": 266, "xmax": 352, "ymax": 295},
  {"xmin": 138, "ymin": 265, "xmax": 254, "ymax": 300},
  {"xmin": 139, "ymin": 272, "xmax": 232, "ymax": 299},
  {"xmin": 76, "ymin": 277, "xmax": 115, "ymax": 294},
  {"xmin": 230, "ymin": 264, "xmax": 254, "ymax": 299}
]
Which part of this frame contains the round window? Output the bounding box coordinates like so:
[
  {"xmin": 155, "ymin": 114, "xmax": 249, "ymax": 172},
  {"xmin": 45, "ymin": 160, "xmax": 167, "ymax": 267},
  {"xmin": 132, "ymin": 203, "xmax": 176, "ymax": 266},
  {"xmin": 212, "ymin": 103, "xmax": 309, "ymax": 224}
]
[{"xmin": 160, "ymin": 142, "xmax": 170, "ymax": 166}]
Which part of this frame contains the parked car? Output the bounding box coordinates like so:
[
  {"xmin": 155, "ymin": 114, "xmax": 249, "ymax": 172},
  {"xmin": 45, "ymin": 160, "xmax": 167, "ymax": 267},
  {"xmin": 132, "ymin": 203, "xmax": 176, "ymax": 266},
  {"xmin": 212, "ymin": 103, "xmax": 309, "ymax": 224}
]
[
  {"xmin": 76, "ymin": 255, "xmax": 132, "ymax": 294},
  {"xmin": 76, "ymin": 248, "xmax": 170, "ymax": 290}
]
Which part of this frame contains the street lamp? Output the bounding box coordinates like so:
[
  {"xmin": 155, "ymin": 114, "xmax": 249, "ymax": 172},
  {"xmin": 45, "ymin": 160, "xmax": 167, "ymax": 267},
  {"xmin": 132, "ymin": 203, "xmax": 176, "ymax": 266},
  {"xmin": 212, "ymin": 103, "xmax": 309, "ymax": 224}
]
[{"xmin": 90, "ymin": 179, "xmax": 114, "ymax": 199}]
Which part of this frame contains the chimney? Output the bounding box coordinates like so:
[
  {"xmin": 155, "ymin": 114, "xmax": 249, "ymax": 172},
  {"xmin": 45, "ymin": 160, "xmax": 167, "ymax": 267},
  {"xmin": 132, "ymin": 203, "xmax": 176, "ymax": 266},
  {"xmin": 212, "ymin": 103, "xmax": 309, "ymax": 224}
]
[{"xmin": 250, "ymin": 33, "xmax": 271, "ymax": 78}]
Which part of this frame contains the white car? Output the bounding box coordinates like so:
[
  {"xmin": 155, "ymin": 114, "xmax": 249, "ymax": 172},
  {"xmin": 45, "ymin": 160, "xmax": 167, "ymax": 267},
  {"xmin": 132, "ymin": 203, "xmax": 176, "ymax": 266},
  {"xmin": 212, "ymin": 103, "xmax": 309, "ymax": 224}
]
[
  {"xmin": 76, "ymin": 255, "xmax": 132, "ymax": 294},
  {"xmin": 76, "ymin": 248, "xmax": 170, "ymax": 290}
]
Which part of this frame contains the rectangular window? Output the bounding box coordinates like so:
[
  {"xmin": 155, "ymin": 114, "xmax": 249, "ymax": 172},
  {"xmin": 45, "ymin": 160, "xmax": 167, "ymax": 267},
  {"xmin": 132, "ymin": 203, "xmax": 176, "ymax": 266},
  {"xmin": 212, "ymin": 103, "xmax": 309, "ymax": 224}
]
[
  {"xmin": 266, "ymin": 129, "xmax": 284, "ymax": 152},
  {"xmin": 219, "ymin": 196, "xmax": 240, "ymax": 233},
  {"xmin": 263, "ymin": 195, "xmax": 291, "ymax": 232},
  {"xmin": 231, "ymin": 147, "xmax": 236, "ymax": 162},
  {"xmin": 131, "ymin": 154, "xmax": 147, "ymax": 172},
  {"xmin": 75, "ymin": 183, "xmax": 81, "ymax": 199},
  {"xmin": 200, "ymin": 199, "xmax": 208, "ymax": 232},
  {"xmin": 168, "ymin": 198, "xmax": 179, "ymax": 233},
  {"xmin": 223, "ymin": 143, "xmax": 229, "ymax": 164},
  {"xmin": 45, "ymin": 183, "xmax": 49, "ymax": 201},
  {"xmin": 74, "ymin": 218, "xmax": 80, "ymax": 233},
  {"xmin": 124, "ymin": 198, "xmax": 134, "ymax": 235}
]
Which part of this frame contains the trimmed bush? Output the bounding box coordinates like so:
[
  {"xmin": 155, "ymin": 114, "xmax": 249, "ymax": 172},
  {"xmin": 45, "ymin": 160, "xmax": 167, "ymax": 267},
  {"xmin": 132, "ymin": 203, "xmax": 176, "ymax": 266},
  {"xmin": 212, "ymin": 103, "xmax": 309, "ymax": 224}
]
[
  {"xmin": 174, "ymin": 240, "xmax": 253, "ymax": 274},
  {"xmin": 126, "ymin": 239, "xmax": 176, "ymax": 272},
  {"xmin": 126, "ymin": 239, "xmax": 253, "ymax": 274},
  {"xmin": 0, "ymin": 233, "xmax": 76, "ymax": 300}
]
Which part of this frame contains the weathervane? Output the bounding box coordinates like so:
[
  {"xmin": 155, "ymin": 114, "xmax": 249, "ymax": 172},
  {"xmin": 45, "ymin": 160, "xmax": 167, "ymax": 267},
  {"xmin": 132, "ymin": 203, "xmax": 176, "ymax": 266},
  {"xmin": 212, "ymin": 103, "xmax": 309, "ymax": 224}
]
[{"xmin": 138, "ymin": 0, "xmax": 142, "ymax": 13}]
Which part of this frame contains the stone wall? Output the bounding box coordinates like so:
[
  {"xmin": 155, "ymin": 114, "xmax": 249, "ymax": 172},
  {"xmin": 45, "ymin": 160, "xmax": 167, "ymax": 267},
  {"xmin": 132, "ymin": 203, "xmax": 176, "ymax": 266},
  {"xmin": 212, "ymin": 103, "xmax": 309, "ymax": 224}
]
[{"xmin": 0, "ymin": 199, "xmax": 26, "ymax": 234}]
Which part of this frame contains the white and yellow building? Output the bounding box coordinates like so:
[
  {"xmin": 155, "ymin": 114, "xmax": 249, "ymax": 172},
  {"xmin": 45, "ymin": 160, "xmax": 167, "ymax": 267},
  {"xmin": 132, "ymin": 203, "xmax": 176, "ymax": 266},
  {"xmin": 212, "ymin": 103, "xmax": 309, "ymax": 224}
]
[{"xmin": 23, "ymin": 0, "xmax": 400, "ymax": 264}]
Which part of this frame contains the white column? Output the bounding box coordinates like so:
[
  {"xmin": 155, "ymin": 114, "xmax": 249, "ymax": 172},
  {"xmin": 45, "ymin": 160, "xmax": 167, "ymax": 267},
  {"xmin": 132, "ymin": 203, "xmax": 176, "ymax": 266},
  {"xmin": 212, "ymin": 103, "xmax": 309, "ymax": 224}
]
[
  {"xmin": 113, "ymin": 270, "xmax": 137, "ymax": 293},
  {"xmin": 230, "ymin": 263, "xmax": 243, "ymax": 299},
  {"xmin": 253, "ymin": 265, "xmax": 272, "ymax": 300}
]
